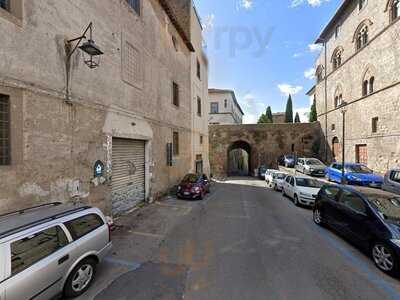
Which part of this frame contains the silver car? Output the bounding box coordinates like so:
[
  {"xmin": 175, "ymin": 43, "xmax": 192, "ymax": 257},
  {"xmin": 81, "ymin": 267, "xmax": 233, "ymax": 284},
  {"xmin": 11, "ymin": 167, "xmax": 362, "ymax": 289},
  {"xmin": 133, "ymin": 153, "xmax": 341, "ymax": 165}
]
[
  {"xmin": 0, "ymin": 202, "xmax": 112, "ymax": 300},
  {"xmin": 296, "ymin": 158, "xmax": 326, "ymax": 177},
  {"xmin": 383, "ymin": 169, "xmax": 400, "ymax": 195}
]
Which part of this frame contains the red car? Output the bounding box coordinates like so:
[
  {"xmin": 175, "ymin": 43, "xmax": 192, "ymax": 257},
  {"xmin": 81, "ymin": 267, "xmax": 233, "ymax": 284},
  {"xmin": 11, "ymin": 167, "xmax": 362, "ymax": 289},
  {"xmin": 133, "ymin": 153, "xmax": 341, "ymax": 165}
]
[{"xmin": 177, "ymin": 174, "xmax": 210, "ymax": 200}]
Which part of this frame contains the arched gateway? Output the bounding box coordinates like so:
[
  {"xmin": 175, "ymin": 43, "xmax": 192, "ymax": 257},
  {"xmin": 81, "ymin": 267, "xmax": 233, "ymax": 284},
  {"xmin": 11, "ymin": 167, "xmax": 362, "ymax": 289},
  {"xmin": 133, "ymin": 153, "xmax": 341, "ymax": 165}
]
[
  {"xmin": 209, "ymin": 123, "xmax": 322, "ymax": 178},
  {"xmin": 228, "ymin": 141, "xmax": 252, "ymax": 176}
]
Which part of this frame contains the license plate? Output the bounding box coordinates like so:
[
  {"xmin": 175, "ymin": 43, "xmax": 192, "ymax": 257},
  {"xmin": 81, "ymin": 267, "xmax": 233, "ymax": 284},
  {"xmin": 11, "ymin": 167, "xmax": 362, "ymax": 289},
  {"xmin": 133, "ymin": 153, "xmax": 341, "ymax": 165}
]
[{"xmin": 184, "ymin": 192, "xmax": 190, "ymax": 195}]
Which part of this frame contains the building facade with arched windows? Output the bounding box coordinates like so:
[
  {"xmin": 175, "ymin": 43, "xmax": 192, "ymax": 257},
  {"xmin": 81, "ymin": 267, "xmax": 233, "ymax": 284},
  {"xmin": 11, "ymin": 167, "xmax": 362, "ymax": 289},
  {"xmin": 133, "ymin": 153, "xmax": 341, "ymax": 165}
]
[{"xmin": 309, "ymin": 0, "xmax": 400, "ymax": 173}]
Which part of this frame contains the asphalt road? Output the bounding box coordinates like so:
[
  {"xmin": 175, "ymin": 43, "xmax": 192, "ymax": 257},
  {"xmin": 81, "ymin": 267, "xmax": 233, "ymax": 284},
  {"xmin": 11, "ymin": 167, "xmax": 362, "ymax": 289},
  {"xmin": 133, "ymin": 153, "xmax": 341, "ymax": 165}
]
[{"xmin": 96, "ymin": 178, "xmax": 400, "ymax": 300}]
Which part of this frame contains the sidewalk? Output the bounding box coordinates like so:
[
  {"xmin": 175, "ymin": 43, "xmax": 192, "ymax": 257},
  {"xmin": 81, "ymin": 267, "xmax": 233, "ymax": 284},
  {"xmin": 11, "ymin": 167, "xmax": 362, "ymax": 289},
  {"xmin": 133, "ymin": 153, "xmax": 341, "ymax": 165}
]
[{"xmin": 75, "ymin": 195, "xmax": 205, "ymax": 300}]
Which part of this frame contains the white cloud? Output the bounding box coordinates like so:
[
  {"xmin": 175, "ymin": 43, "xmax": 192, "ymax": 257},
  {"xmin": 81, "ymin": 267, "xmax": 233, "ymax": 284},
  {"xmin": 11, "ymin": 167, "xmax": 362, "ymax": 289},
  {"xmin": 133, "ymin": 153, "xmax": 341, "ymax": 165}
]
[
  {"xmin": 277, "ymin": 84, "xmax": 303, "ymax": 96},
  {"xmin": 202, "ymin": 14, "xmax": 215, "ymax": 32},
  {"xmin": 293, "ymin": 52, "xmax": 303, "ymax": 58},
  {"xmin": 295, "ymin": 107, "xmax": 311, "ymax": 122},
  {"xmin": 238, "ymin": 0, "xmax": 253, "ymax": 10},
  {"xmin": 308, "ymin": 44, "xmax": 322, "ymax": 52},
  {"xmin": 304, "ymin": 67, "xmax": 316, "ymax": 80},
  {"xmin": 239, "ymin": 93, "xmax": 266, "ymax": 124},
  {"xmin": 290, "ymin": 0, "xmax": 330, "ymax": 8}
]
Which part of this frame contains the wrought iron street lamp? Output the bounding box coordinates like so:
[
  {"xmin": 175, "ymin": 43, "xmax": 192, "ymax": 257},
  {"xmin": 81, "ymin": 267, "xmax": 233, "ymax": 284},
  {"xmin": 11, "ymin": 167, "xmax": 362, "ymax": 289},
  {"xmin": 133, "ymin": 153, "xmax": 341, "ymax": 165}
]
[
  {"xmin": 339, "ymin": 101, "xmax": 348, "ymax": 184},
  {"xmin": 65, "ymin": 22, "xmax": 104, "ymax": 102}
]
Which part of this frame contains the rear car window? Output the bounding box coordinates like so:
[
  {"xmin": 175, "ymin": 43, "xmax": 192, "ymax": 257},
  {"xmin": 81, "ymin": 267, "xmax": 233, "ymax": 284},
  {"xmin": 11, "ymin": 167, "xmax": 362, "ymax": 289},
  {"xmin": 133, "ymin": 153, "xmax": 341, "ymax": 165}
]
[
  {"xmin": 64, "ymin": 214, "xmax": 104, "ymax": 240},
  {"xmin": 11, "ymin": 226, "xmax": 68, "ymax": 275},
  {"xmin": 390, "ymin": 171, "xmax": 400, "ymax": 183}
]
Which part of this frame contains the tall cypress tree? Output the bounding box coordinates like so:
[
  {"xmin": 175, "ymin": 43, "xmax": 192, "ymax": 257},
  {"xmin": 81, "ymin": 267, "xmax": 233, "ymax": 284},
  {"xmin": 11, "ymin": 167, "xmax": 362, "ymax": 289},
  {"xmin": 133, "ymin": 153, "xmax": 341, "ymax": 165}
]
[
  {"xmin": 266, "ymin": 106, "xmax": 273, "ymax": 123},
  {"xmin": 285, "ymin": 94, "xmax": 293, "ymax": 123},
  {"xmin": 309, "ymin": 98, "xmax": 317, "ymax": 122},
  {"xmin": 294, "ymin": 112, "xmax": 301, "ymax": 123}
]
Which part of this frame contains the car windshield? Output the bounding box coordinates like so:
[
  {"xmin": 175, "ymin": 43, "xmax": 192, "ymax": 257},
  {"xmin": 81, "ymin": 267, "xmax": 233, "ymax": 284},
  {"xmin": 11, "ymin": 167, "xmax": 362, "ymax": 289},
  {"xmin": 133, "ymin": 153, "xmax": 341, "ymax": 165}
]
[
  {"xmin": 182, "ymin": 174, "xmax": 198, "ymax": 183},
  {"xmin": 296, "ymin": 178, "xmax": 324, "ymax": 188},
  {"xmin": 369, "ymin": 195, "xmax": 400, "ymax": 221},
  {"xmin": 346, "ymin": 165, "xmax": 373, "ymax": 173},
  {"xmin": 275, "ymin": 173, "xmax": 286, "ymax": 179},
  {"xmin": 286, "ymin": 155, "xmax": 294, "ymax": 159},
  {"xmin": 307, "ymin": 159, "xmax": 324, "ymax": 166}
]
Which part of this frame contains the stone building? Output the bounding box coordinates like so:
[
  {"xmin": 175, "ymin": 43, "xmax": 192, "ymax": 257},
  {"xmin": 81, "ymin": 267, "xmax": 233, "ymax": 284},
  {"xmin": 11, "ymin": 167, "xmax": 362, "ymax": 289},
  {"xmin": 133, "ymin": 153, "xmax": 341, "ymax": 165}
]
[
  {"xmin": 0, "ymin": 0, "xmax": 205, "ymax": 215},
  {"xmin": 272, "ymin": 112, "xmax": 286, "ymax": 124},
  {"xmin": 190, "ymin": 5, "xmax": 210, "ymax": 176},
  {"xmin": 209, "ymin": 123, "xmax": 321, "ymax": 177},
  {"xmin": 311, "ymin": 0, "xmax": 400, "ymax": 173},
  {"xmin": 208, "ymin": 89, "xmax": 244, "ymax": 125}
]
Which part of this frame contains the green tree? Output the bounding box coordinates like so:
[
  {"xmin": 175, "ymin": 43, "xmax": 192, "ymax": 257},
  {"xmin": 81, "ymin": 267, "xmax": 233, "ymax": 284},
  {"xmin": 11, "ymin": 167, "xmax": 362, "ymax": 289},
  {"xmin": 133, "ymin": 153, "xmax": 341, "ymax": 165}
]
[
  {"xmin": 257, "ymin": 106, "xmax": 273, "ymax": 124},
  {"xmin": 266, "ymin": 106, "xmax": 273, "ymax": 123},
  {"xmin": 309, "ymin": 98, "xmax": 317, "ymax": 122},
  {"xmin": 294, "ymin": 112, "xmax": 301, "ymax": 123},
  {"xmin": 285, "ymin": 95, "xmax": 293, "ymax": 123},
  {"xmin": 257, "ymin": 113, "xmax": 268, "ymax": 124}
]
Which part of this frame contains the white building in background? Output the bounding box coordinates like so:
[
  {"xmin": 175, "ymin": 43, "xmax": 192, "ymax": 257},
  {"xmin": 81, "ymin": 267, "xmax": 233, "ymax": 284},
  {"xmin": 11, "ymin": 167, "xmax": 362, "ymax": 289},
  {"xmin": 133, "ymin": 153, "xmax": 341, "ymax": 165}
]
[{"xmin": 208, "ymin": 89, "xmax": 244, "ymax": 125}]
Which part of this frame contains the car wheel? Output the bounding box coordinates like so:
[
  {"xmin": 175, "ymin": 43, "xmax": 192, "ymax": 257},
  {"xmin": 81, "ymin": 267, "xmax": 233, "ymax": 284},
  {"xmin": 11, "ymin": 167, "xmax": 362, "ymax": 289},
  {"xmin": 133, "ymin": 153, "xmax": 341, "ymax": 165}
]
[
  {"xmin": 313, "ymin": 208, "xmax": 324, "ymax": 226},
  {"xmin": 294, "ymin": 195, "xmax": 299, "ymax": 206},
  {"xmin": 372, "ymin": 243, "xmax": 398, "ymax": 277},
  {"xmin": 64, "ymin": 258, "xmax": 97, "ymax": 298},
  {"xmin": 273, "ymin": 184, "xmax": 277, "ymax": 191}
]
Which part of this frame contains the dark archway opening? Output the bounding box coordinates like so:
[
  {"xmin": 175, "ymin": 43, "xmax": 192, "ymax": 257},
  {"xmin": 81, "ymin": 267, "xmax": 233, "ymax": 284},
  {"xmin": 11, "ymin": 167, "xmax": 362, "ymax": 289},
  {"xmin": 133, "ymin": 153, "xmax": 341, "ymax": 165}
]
[{"xmin": 228, "ymin": 141, "xmax": 252, "ymax": 176}]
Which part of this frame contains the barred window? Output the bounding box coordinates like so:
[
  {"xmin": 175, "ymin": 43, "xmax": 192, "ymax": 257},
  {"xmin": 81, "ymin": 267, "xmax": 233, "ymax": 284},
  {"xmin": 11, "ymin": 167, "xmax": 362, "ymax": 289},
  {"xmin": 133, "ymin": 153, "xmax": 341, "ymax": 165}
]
[
  {"xmin": 0, "ymin": 95, "xmax": 10, "ymax": 166},
  {"xmin": 172, "ymin": 82, "xmax": 179, "ymax": 107},
  {"xmin": 173, "ymin": 132, "xmax": 179, "ymax": 156},
  {"xmin": 126, "ymin": 0, "xmax": 140, "ymax": 15}
]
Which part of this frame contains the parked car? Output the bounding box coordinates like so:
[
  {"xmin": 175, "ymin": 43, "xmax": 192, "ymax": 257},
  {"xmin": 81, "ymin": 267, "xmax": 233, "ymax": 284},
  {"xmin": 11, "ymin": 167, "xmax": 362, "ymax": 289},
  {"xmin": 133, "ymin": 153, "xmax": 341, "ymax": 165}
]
[
  {"xmin": 265, "ymin": 169, "xmax": 279, "ymax": 187},
  {"xmin": 258, "ymin": 165, "xmax": 268, "ymax": 179},
  {"xmin": 272, "ymin": 172, "xmax": 288, "ymax": 191},
  {"xmin": 325, "ymin": 163, "xmax": 383, "ymax": 188},
  {"xmin": 177, "ymin": 174, "xmax": 210, "ymax": 200},
  {"xmin": 278, "ymin": 154, "xmax": 296, "ymax": 168},
  {"xmin": 296, "ymin": 158, "xmax": 326, "ymax": 176},
  {"xmin": 313, "ymin": 185, "xmax": 400, "ymax": 276},
  {"xmin": 282, "ymin": 175, "xmax": 324, "ymax": 206},
  {"xmin": 0, "ymin": 202, "xmax": 112, "ymax": 300},
  {"xmin": 383, "ymin": 169, "xmax": 400, "ymax": 195}
]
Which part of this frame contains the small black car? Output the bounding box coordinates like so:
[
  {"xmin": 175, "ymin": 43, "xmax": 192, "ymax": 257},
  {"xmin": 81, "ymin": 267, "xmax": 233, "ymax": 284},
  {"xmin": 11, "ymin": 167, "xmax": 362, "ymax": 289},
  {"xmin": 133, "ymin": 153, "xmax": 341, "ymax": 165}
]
[
  {"xmin": 313, "ymin": 185, "xmax": 400, "ymax": 276},
  {"xmin": 177, "ymin": 174, "xmax": 210, "ymax": 200}
]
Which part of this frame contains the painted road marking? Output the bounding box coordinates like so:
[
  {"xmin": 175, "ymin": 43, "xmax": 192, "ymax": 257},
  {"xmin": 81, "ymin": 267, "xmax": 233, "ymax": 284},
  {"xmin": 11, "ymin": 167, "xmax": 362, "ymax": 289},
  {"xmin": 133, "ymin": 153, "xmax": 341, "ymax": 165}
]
[
  {"xmin": 104, "ymin": 257, "xmax": 141, "ymax": 270},
  {"xmin": 312, "ymin": 225, "xmax": 400, "ymax": 300},
  {"xmin": 128, "ymin": 231, "xmax": 164, "ymax": 238}
]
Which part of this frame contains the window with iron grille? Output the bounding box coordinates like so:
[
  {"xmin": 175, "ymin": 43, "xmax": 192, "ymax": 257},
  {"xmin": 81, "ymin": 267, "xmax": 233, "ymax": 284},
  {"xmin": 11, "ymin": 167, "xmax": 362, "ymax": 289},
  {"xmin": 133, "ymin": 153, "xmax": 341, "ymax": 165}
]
[
  {"xmin": 126, "ymin": 0, "xmax": 140, "ymax": 15},
  {"xmin": 197, "ymin": 97, "xmax": 202, "ymax": 116},
  {"xmin": 0, "ymin": 0, "xmax": 8, "ymax": 10},
  {"xmin": 0, "ymin": 94, "xmax": 10, "ymax": 165},
  {"xmin": 172, "ymin": 82, "xmax": 179, "ymax": 107},
  {"xmin": 197, "ymin": 59, "xmax": 201, "ymax": 79},
  {"xmin": 372, "ymin": 117, "xmax": 379, "ymax": 133},
  {"xmin": 173, "ymin": 132, "xmax": 179, "ymax": 156}
]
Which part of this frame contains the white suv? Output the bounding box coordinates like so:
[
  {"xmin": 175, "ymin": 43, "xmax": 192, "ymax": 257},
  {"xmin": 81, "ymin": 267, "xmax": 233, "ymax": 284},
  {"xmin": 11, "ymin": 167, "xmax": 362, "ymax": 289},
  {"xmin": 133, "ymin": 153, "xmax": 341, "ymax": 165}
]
[{"xmin": 0, "ymin": 202, "xmax": 112, "ymax": 300}]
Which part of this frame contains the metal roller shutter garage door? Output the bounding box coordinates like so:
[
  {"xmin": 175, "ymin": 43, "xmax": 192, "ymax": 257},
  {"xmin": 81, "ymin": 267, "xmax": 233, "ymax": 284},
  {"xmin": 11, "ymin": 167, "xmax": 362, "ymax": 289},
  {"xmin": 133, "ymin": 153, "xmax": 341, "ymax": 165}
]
[{"xmin": 112, "ymin": 138, "xmax": 145, "ymax": 215}]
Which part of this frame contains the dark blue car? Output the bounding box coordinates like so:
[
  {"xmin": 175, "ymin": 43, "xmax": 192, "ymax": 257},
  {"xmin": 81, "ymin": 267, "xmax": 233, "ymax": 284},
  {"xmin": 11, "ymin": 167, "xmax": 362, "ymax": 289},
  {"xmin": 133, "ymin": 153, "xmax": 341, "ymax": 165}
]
[
  {"xmin": 314, "ymin": 185, "xmax": 400, "ymax": 276},
  {"xmin": 325, "ymin": 163, "xmax": 383, "ymax": 188}
]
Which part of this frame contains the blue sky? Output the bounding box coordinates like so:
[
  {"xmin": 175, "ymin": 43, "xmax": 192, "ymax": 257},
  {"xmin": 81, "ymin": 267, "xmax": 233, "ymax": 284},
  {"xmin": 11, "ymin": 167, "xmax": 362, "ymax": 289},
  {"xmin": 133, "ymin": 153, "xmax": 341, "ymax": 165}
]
[{"xmin": 194, "ymin": 0, "xmax": 342, "ymax": 123}]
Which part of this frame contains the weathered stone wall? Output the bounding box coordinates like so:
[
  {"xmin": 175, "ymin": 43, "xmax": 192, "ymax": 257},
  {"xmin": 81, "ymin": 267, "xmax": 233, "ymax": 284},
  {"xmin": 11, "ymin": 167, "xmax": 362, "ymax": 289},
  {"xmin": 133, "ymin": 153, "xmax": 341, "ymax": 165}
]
[
  {"xmin": 0, "ymin": 0, "xmax": 194, "ymax": 215},
  {"xmin": 314, "ymin": 1, "xmax": 400, "ymax": 173},
  {"xmin": 209, "ymin": 123, "xmax": 322, "ymax": 177}
]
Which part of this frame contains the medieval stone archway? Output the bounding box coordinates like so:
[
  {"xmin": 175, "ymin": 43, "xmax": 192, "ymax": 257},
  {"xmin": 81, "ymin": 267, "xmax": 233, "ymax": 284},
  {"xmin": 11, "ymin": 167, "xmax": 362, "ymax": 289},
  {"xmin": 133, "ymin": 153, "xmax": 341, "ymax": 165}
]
[{"xmin": 227, "ymin": 141, "xmax": 252, "ymax": 176}]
